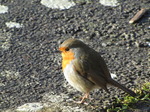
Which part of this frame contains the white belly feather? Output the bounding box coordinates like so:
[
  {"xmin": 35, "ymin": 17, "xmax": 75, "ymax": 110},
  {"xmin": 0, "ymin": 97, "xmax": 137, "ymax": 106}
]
[{"xmin": 63, "ymin": 62, "xmax": 95, "ymax": 93}]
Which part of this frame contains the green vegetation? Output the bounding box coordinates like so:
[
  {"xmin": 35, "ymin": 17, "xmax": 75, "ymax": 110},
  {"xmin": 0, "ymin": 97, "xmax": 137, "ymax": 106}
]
[{"xmin": 107, "ymin": 82, "xmax": 150, "ymax": 112}]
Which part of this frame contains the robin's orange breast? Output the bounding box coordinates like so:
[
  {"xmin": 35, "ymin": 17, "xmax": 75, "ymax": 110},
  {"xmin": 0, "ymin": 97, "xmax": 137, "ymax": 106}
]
[{"xmin": 61, "ymin": 50, "xmax": 75, "ymax": 70}]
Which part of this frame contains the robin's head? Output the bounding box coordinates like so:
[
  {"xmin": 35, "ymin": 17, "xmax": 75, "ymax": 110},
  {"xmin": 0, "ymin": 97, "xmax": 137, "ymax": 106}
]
[{"xmin": 59, "ymin": 38, "xmax": 88, "ymax": 69}]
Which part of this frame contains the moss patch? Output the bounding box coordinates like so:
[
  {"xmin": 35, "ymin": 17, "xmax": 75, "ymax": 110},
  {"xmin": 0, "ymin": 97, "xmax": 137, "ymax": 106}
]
[{"xmin": 107, "ymin": 82, "xmax": 150, "ymax": 112}]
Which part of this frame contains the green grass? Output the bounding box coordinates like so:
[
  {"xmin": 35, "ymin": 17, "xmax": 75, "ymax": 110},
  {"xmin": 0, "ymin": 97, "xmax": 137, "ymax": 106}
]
[{"xmin": 107, "ymin": 82, "xmax": 150, "ymax": 112}]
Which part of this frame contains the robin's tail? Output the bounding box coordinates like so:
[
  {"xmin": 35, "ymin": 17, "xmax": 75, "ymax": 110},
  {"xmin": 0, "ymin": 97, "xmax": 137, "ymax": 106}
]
[{"xmin": 108, "ymin": 78, "xmax": 136, "ymax": 97}]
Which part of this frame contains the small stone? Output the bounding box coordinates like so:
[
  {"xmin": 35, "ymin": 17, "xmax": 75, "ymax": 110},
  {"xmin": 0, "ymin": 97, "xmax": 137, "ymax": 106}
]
[
  {"xmin": 41, "ymin": 0, "xmax": 75, "ymax": 10},
  {"xmin": 0, "ymin": 5, "xmax": 8, "ymax": 14},
  {"xmin": 16, "ymin": 103, "xmax": 44, "ymax": 112},
  {"xmin": 5, "ymin": 21, "xmax": 23, "ymax": 28},
  {"xmin": 101, "ymin": 43, "xmax": 107, "ymax": 47}
]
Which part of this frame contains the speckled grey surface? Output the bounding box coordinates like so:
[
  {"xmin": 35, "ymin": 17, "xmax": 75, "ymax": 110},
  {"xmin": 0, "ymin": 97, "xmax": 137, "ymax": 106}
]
[{"xmin": 0, "ymin": 0, "xmax": 149, "ymax": 111}]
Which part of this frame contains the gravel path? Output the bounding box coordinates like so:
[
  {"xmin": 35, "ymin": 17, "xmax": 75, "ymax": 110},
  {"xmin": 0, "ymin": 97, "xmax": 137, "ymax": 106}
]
[{"xmin": 0, "ymin": 0, "xmax": 149, "ymax": 111}]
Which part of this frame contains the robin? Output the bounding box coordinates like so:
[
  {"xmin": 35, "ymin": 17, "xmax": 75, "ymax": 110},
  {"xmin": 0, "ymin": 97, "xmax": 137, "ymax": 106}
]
[{"xmin": 59, "ymin": 38, "xmax": 136, "ymax": 104}]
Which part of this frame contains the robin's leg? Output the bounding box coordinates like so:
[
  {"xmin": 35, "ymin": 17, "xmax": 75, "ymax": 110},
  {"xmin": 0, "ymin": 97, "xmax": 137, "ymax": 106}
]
[{"xmin": 76, "ymin": 93, "xmax": 89, "ymax": 104}]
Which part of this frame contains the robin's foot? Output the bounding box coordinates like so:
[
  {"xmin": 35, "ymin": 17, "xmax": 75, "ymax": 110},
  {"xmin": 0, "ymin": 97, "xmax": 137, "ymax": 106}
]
[
  {"xmin": 75, "ymin": 101, "xmax": 89, "ymax": 105},
  {"xmin": 75, "ymin": 93, "xmax": 89, "ymax": 104}
]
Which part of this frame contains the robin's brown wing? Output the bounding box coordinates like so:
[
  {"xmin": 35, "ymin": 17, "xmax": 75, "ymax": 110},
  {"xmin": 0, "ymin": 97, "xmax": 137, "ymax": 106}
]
[
  {"xmin": 88, "ymin": 48, "xmax": 111, "ymax": 79},
  {"xmin": 84, "ymin": 49, "xmax": 137, "ymax": 96},
  {"xmin": 72, "ymin": 57, "xmax": 109, "ymax": 92}
]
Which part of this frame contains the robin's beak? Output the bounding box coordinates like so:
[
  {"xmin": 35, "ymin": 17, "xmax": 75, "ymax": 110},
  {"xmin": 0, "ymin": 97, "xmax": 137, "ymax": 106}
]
[{"xmin": 59, "ymin": 47, "xmax": 66, "ymax": 52}]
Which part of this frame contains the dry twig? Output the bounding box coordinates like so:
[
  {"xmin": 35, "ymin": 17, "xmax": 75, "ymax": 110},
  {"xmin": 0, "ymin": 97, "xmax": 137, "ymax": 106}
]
[{"xmin": 129, "ymin": 8, "xmax": 147, "ymax": 24}]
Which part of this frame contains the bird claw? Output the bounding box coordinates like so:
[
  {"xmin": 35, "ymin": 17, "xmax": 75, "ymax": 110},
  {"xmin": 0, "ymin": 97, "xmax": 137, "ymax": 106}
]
[
  {"xmin": 74, "ymin": 93, "xmax": 91, "ymax": 105},
  {"xmin": 75, "ymin": 101, "xmax": 89, "ymax": 105},
  {"xmin": 75, "ymin": 101, "xmax": 84, "ymax": 104}
]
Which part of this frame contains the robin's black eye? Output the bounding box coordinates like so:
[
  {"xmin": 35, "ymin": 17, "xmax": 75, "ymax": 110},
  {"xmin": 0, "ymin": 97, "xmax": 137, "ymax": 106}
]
[{"xmin": 65, "ymin": 48, "xmax": 70, "ymax": 51}]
